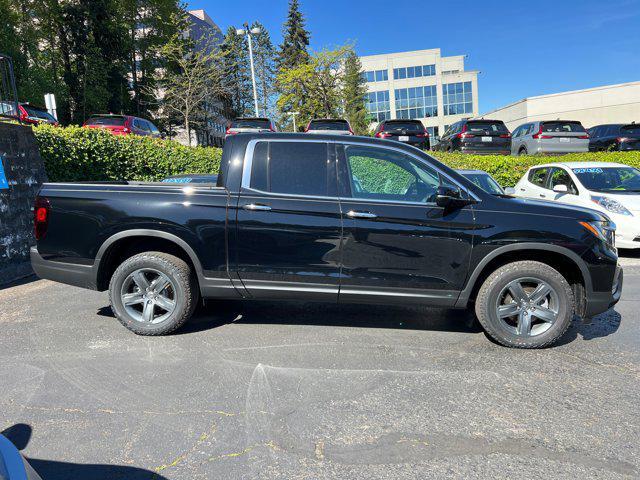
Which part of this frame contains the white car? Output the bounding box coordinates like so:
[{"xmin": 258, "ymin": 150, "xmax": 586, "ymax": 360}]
[{"xmin": 514, "ymin": 162, "xmax": 640, "ymax": 249}]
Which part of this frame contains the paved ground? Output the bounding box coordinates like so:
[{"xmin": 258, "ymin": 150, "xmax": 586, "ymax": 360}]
[{"xmin": 1, "ymin": 255, "xmax": 639, "ymax": 480}]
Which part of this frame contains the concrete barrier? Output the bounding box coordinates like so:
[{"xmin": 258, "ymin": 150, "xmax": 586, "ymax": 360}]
[{"xmin": 0, "ymin": 122, "xmax": 48, "ymax": 285}]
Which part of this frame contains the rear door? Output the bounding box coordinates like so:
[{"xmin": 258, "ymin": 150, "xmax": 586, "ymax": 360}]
[
  {"xmin": 336, "ymin": 142, "xmax": 476, "ymax": 304},
  {"xmin": 235, "ymin": 139, "xmax": 342, "ymax": 300},
  {"xmin": 548, "ymin": 167, "xmax": 582, "ymax": 206}
]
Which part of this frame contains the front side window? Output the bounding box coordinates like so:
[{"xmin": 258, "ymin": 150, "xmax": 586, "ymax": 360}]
[
  {"xmin": 549, "ymin": 168, "xmax": 578, "ymax": 194},
  {"xmin": 249, "ymin": 141, "xmax": 329, "ymax": 196},
  {"xmin": 342, "ymin": 145, "xmax": 442, "ymax": 203},
  {"xmin": 529, "ymin": 168, "xmax": 549, "ymax": 187}
]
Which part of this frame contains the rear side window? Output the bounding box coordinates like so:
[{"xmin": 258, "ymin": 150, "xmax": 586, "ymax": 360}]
[
  {"xmin": 308, "ymin": 120, "xmax": 349, "ymax": 131},
  {"xmin": 86, "ymin": 116, "xmax": 126, "ymax": 126},
  {"xmin": 541, "ymin": 121, "xmax": 586, "ymax": 133},
  {"xmin": 529, "ymin": 168, "xmax": 549, "ymax": 187},
  {"xmin": 465, "ymin": 121, "xmax": 508, "ymax": 134},
  {"xmin": 249, "ymin": 141, "xmax": 329, "ymax": 196}
]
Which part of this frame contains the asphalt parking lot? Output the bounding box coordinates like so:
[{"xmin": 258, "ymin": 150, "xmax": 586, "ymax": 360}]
[{"xmin": 1, "ymin": 254, "xmax": 639, "ymax": 480}]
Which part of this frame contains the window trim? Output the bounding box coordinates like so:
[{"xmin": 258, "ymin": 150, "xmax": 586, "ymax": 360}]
[{"xmin": 241, "ymin": 138, "xmax": 480, "ymax": 204}]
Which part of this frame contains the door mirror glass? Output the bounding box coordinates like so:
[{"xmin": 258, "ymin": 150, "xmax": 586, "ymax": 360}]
[
  {"xmin": 436, "ymin": 185, "xmax": 461, "ymax": 207},
  {"xmin": 553, "ymin": 184, "xmax": 568, "ymax": 194}
]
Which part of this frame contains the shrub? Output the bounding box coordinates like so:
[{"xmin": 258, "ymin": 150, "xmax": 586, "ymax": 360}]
[
  {"xmin": 33, "ymin": 124, "xmax": 222, "ymax": 182},
  {"xmin": 430, "ymin": 151, "xmax": 640, "ymax": 187}
]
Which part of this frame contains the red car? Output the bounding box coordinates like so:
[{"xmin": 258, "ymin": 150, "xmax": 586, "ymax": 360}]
[
  {"xmin": 83, "ymin": 114, "xmax": 162, "ymax": 138},
  {"xmin": 0, "ymin": 101, "xmax": 59, "ymax": 126}
]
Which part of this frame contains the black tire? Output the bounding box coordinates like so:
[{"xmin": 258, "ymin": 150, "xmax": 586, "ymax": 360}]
[
  {"xmin": 109, "ymin": 252, "xmax": 198, "ymax": 335},
  {"xmin": 475, "ymin": 261, "xmax": 574, "ymax": 349},
  {"xmin": 518, "ymin": 147, "xmax": 528, "ymax": 156}
]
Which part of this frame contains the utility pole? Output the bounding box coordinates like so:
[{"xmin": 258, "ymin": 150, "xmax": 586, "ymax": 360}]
[{"xmin": 236, "ymin": 25, "xmax": 261, "ymax": 117}]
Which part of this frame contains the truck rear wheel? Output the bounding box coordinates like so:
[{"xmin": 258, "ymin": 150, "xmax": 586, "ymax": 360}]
[
  {"xmin": 108, "ymin": 252, "xmax": 198, "ymax": 335},
  {"xmin": 475, "ymin": 261, "xmax": 574, "ymax": 348}
]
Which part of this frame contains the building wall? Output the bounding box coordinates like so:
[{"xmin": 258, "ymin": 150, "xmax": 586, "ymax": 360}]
[
  {"xmin": 482, "ymin": 81, "xmax": 640, "ymax": 132},
  {"xmin": 360, "ymin": 49, "xmax": 479, "ymax": 138}
]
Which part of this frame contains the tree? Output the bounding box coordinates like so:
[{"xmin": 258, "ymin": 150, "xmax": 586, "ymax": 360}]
[
  {"xmin": 277, "ymin": 0, "xmax": 310, "ymax": 71},
  {"xmin": 153, "ymin": 33, "xmax": 226, "ymax": 146},
  {"xmin": 221, "ymin": 26, "xmax": 252, "ymax": 118},
  {"xmin": 341, "ymin": 50, "xmax": 370, "ymax": 135},
  {"xmin": 250, "ymin": 21, "xmax": 276, "ymax": 118},
  {"xmin": 276, "ymin": 45, "xmax": 351, "ymax": 129}
]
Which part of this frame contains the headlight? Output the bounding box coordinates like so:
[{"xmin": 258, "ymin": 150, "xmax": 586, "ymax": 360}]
[
  {"xmin": 579, "ymin": 220, "xmax": 616, "ymax": 246},
  {"xmin": 591, "ymin": 195, "xmax": 633, "ymax": 216}
]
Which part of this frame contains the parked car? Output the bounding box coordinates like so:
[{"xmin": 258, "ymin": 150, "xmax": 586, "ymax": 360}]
[
  {"xmin": 31, "ymin": 133, "xmax": 621, "ymax": 348},
  {"xmin": 588, "ymin": 123, "xmax": 640, "ymax": 152},
  {"xmin": 514, "ymin": 162, "xmax": 640, "ymax": 248},
  {"xmin": 374, "ymin": 119, "xmax": 430, "ymax": 149},
  {"xmin": 0, "ymin": 101, "xmax": 58, "ymax": 125},
  {"xmin": 305, "ymin": 118, "xmax": 354, "ymax": 135},
  {"xmin": 457, "ymin": 169, "xmax": 505, "ymax": 195},
  {"xmin": 83, "ymin": 114, "xmax": 162, "ymax": 138},
  {"xmin": 511, "ymin": 120, "xmax": 589, "ymax": 155},
  {"xmin": 226, "ymin": 118, "xmax": 276, "ymax": 137},
  {"xmin": 435, "ymin": 119, "xmax": 511, "ymax": 155},
  {"xmin": 162, "ymin": 174, "xmax": 218, "ymax": 184}
]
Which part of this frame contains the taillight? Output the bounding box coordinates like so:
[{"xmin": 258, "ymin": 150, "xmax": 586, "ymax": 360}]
[
  {"xmin": 34, "ymin": 196, "xmax": 50, "ymax": 240},
  {"xmin": 456, "ymin": 124, "xmax": 474, "ymax": 139},
  {"xmin": 532, "ymin": 125, "xmax": 552, "ymax": 139},
  {"xmin": 375, "ymin": 131, "xmax": 392, "ymax": 138},
  {"xmin": 348, "ymin": 128, "xmax": 354, "ymax": 135},
  {"xmin": 415, "ymin": 128, "xmax": 429, "ymax": 138},
  {"xmin": 225, "ymin": 127, "xmax": 238, "ymax": 135},
  {"xmin": 499, "ymin": 133, "xmax": 511, "ymax": 138},
  {"xmin": 122, "ymin": 127, "xmax": 131, "ymax": 134},
  {"xmin": 304, "ymin": 122, "xmax": 311, "ymax": 132},
  {"xmin": 617, "ymin": 137, "xmax": 631, "ymax": 143},
  {"xmin": 577, "ymin": 134, "xmax": 589, "ymax": 139}
]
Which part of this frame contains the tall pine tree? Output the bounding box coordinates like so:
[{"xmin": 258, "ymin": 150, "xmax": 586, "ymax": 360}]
[
  {"xmin": 221, "ymin": 26, "xmax": 252, "ymax": 117},
  {"xmin": 342, "ymin": 49, "xmax": 370, "ymax": 135},
  {"xmin": 277, "ymin": 0, "xmax": 310, "ymax": 71}
]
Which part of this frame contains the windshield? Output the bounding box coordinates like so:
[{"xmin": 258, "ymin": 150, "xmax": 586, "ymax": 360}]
[
  {"xmin": 86, "ymin": 116, "xmax": 126, "ymax": 126},
  {"xmin": 572, "ymin": 166, "xmax": 640, "ymax": 192},
  {"xmin": 308, "ymin": 120, "xmax": 349, "ymax": 131},
  {"xmin": 466, "ymin": 121, "xmax": 508, "ymax": 134},
  {"xmin": 460, "ymin": 172, "xmax": 504, "ymax": 195},
  {"xmin": 383, "ymin": 121, "xmax": 424, "ymax": 133},
  {"xmin": 23, "ymin": 105, "xmax": 57, "ymax": 122},
  {"xmin": 541, "ymin": 121, "xmax": 586, "ymax": 133},
  {"xmin": 231, "ymin": 119, "xmax": 271, "ymax": 129}
]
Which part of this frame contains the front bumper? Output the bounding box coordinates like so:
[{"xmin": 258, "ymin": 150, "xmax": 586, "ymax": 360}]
[
  {"xmin": 584, "ymin": 265, "xmax": 623, "ymax": 317},
  {"xmin": 30, "ymin": 247, "xmax": 96, "ymax": 289}
]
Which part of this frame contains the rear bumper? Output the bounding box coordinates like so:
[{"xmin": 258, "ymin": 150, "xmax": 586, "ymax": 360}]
[
  {"xmin": 30, "ymin": 247, "xmax": 96, "ymax": 290},
  {"xmin": 585, "ymin": 266, "xmax": 623, "ymax": 317},
  {"xmin": 460, "ymin": 147, "xmax": 510, "ymax": 155}
]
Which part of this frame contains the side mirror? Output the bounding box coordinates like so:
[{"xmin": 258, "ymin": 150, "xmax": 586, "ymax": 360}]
[
  {"xmin": 436, "ymin": 186, "xmax": 463, "ymax": 208},
  {"xmin": 504, "ymin": 187, "xmax": 516, "ymax": 195},
  {"xmin": 553, "ymin": 184, "xmax": 568, "ymax": 194}
]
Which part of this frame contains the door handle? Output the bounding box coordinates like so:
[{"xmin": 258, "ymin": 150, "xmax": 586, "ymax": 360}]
[
  {"xmin": 346, "ymin": 210, "xmax": 377, "ymax": 219},
  {"xmin": 243, "ymin": 203, "xmax": 272, "ymax": 211},
  {"xmin": 539, "ymin": 194, "xmax": 546, "ymax": 198}
]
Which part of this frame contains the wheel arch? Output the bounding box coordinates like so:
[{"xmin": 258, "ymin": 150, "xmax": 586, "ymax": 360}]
[
  {"xmin": 457, "ymin": 243, "xmax": 591, "ymax": 314},
  {"xmin": 93, "ymin": 230, "xmax": 204, "ymax": 292}
]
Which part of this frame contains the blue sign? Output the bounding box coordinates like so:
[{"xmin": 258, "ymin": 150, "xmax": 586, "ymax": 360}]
[{"xmin": 0, "ymin": 156, "xmax": 7, "ymax": 189}]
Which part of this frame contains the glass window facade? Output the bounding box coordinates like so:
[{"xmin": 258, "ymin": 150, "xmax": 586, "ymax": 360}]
[
  {"xmin": 366, "ymin": 90, "xmax": 390, "ymax": 122},
  {"xmin": 442, "ymin": 81, "xmax": 473, "ymax": 116},
  {"xmin": 394, "ymin": 85, "xmax": 437, "ymax": 119},
  {"xmin": 393, "ymin": 64, "xmax": 436, "ymax": 80},
  {"xmin": 426, "ymin": 126, "xmax": 439, "ymax": 138},
  {"xmin": 362, "ymin": 69, "xmax": 388, "ymax": 83}
]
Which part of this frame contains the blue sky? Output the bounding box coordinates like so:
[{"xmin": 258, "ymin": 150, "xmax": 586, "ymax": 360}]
[{"xmin": 188, "ymin": 0, "xmax": 640, "ymax": 113}]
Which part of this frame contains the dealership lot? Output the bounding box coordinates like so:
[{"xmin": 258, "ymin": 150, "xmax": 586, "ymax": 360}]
[{"xmin": 1, "ymin": 255, "xmax": 639, "ymax": 479}]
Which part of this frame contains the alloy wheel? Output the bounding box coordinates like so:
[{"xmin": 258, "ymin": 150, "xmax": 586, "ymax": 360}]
[{"xmin": 120, "ymin": 268, "xmax": 177, "ymax": 324}]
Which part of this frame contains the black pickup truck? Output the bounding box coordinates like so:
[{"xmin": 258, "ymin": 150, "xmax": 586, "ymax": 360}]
[{"xmin": 31, "ymin": 133, "xmax": 622, "ymax": 348}]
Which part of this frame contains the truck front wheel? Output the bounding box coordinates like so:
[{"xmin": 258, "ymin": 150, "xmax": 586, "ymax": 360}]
[
  {"xmin": 475, "ymin": 261, "xmax": 574, "ymax": 348},
  {"xmin": 108, "ymin": 252, "xmax": 198, "ymax": 335}
]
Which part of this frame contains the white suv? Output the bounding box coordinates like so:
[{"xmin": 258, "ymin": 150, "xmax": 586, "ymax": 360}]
[{"xmin": 514, "ymin": 162, "xmax": 640, "ymax": 248}]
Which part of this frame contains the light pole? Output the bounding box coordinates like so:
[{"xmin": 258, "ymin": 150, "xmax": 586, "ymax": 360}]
[
  {"xmin": 286, "ymin": 111, "xmax": 300, "ymax": 132},
  {"xmin": 236, "ymin": 25, "xmax": 260, "ymax": 118}
]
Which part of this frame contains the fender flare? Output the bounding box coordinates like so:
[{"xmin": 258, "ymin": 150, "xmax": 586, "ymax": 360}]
[{"xmin": 455, "ymin": 242, "xmax": 592, "ymax": 307}]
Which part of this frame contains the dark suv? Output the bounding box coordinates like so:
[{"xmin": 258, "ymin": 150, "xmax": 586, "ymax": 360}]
[
  {"xmin": 588, "ymin": 123, "xmax": 640, "ymax": 152},
  {"xmin": 374, "ymin": 119, "xmax": 430, "ymax": 149},
  {"xmin": 436, "ymin": 119, "xmax": 511, "ymax": 155}
]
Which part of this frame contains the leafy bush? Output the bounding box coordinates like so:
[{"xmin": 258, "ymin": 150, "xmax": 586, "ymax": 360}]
[
  {"xmin": 33, "ymin": 125, "xmax": 221, "ymax": 182},
  {"xmin": 430, "ymin": 151, "xmax": 640, "ymax": 187},
  {"xmin": 33, "ymin": 125, "xmax": 640, "ymax": 188}
]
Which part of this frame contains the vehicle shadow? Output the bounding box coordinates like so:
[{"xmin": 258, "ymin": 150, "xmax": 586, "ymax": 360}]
[
  {"xmin": 2, "ymin": 423, "xmax": 167, "ymax": 480},
  {"xmin": 177, "ymin": 300, "xmax": 484, "ymax": 335}
]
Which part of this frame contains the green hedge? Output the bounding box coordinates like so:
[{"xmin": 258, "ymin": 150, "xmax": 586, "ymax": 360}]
[
  {"xmin": 33, "ymin": 125, "xmax": 222, "ymax": 182},
  {"xmin": 431, "ymin": 151, "xmax": 640, "ymax": 187},
  {"xmin": 32, "ymin": 125, "xmax": 640, "ymax": 187}
]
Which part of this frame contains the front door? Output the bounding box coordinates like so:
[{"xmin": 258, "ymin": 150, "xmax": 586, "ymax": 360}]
[
  {"xmin": 336, "ymin": 143, "xmax": 476, "ymax": 306},
  {"xmin": 235, "ymin": 140, "xmax": 342, "ymax": 300}
]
